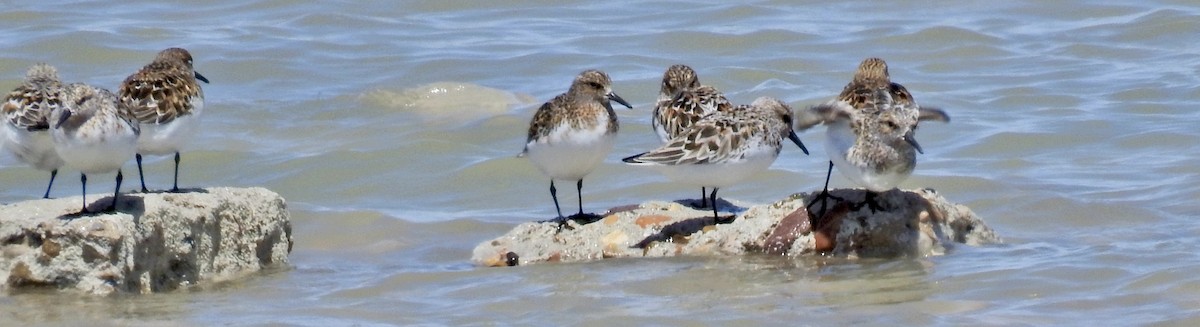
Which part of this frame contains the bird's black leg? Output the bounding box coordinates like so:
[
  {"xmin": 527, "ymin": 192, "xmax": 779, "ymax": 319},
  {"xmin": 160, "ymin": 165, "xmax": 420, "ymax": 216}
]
[
  {"xmin": 849, "ymin": 191, "xmax": 885, "ymax": 213},
  {"xmin": 864, "ymin": 191, "xmax": 884, "ymax": 213},
  {"xmin": 79, "ymin": 173, "xmax": 89, "ymax": 214},
  {"xmin": 700, "ymin": 187, "xmax": 708, "ymax": 208},
  {"xmin": 136, "ymin": 153, "xmax": 149, "ymax": 193},
  {"xmin": 550, "ymin": 180, "xmax": 563, "ymax": 219},
  {"xmin": 710, "ymin": 188, "xmax": 727, "ymax": 223},
  {"xmin": 171, "ymin": 151, "xmax": 181, "ymax": 193},
  {"xmin": 806, "ymin": 161, "xmax": 846, "ymax": 217},
  {"xmin": 42, "ymin": 169, "xmax": 57, "ymax": 199},
  {"xmin": 576, "ymin": 179, "xmax": 584, "ymax": 217},
  {"xmin": 107, "ymin": 170, "xmax": 123, "ymax": 212}
]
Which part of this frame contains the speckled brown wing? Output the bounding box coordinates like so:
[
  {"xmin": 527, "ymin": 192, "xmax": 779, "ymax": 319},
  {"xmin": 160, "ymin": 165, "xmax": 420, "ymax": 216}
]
[
  {"xmin": 888, "ymin": 82, "xmax": 917, "ymax": 108},
  {"xmin": 837, "ymin": 81, "xmax": 892, "ymax": 115},
  {"xmin": 796, "ymin": 100, "xmax": 854, "ymax": 130},
  {"xmin": 522, "ymin": 93, "xmax": 569, "ymax": 150},
  {"xmin": 888, "ymin": 83, "xmax": 950, "ymax": 123},
  {"xmin": 119, "ymin": 62, "xmax": 203, "ymax": 125},
  {"xmin": 654, "ymin": 85, "xmax": 732, "ymax": 140},
  {"xmin": 3, "ymin": 85, "xmax": 61, "ymax": 131},
  {"xmin": 627, "ymin": 109, "xmax": 761, "ymax": 165},
  {"xmin": 917, "ymin": 107, "xmax": 950, "ymax": 123},
  {"xmin": 115, "ymin": 99, "xmax": 143, "ymax": 136},
  {"xmin": 524, "ymin": 100, "xmax": 555, "ymax": 142},
  {"xmin": 888, "ymin": 81, "xmax": 948, "ymax": 125}
]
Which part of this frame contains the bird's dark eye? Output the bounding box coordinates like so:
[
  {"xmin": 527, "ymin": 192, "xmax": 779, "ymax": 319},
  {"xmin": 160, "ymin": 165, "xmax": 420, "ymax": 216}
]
[
  {"xmin": 884, "ymin": 121, "xmax": 898, "ymax": 130},
  {"xmin": 588, "ymin": 82, "xmax": 603, "ymax": 89}
]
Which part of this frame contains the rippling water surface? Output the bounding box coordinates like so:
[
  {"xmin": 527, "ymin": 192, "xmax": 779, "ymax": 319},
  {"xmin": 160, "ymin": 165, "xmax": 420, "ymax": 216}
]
[{"xmin": 2, "ymin": 1, "xmax": 1199, "ymax": 325}]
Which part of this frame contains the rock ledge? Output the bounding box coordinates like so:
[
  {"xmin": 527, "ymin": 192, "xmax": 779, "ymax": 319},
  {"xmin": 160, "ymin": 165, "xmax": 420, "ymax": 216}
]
[
  {"xmin": 0, "ymin": 187, "xmax": 292, "ymax": 295},
  {"xmin": 473, "ymin": 188, "xmax": 999, "ymax": 266}
]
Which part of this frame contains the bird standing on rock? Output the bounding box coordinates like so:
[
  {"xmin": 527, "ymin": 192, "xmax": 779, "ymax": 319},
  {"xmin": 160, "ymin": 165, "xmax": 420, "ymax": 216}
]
[
  {"xmin": 625, "ymin": 96, "xmax": 808, "ymax": 222},
  {"xmin": 50, "ymin": 83, "xmax": 140, "ymax": 214},
  {"xmin": 120, "ymin": 47, "xmax": 209, "ymax": 193},
  {"xmin": 2, "ymin": 63, "xmax": 66, "ymax": 199},
  {"xmin": 521, "ymin": 69, "xmax": 633, "ymax": 222},
  {"xmin": 796, "ymin": 57, "xmax": 949, "ymax": 215},
  {"xmin": 651, "ymin": 64, "xmax": 734, "ymax": 208}
]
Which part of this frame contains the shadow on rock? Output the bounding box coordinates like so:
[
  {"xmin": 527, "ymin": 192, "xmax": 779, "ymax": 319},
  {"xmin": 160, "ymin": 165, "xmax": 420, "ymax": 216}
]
[
  {"xmin": 536, "ymin": 204, "xmax": 643, "ymax": 229},
  {"xmin": 632, "ymin": 214, "xmax": 733, "ymax": 249},
  {"xmin": 670, "ymin": 197, "xmax": 739, "ymax": 211},
  {"xmin": 57, "ymin": 194, "xmax": 147, "ymax": 221}
]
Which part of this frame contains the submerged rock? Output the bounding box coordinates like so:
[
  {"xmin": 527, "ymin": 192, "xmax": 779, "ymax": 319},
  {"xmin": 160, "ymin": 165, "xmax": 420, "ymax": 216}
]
[
  {"xmin": 473, "ymin": 188, "xmax": 999, "ymax": 266},
  {"xmin": 360, "ymin": 82, "xmax": 535, "ymax": 122},
  {"xmin": 0, "ymin": 187, "xmax": 292, "ymax": 295}
]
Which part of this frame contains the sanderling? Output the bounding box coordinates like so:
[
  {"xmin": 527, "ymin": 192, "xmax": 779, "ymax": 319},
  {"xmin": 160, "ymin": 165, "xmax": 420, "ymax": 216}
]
[
  {"xmin": 2, "ymin": 63, "xmax": 66, "ymax": 198},
  {"xmin": 653, "ymin": 64, "xmax": 732, "ymax": 142},
  {"xmin": 624, "ymin": 97, "xmax": 808, "ymax": 221},
  {"xmin": 797, "ymin": 57, "xmax": 949, "ymax": 213},
  {"xmin": 521, "ymin": 69, "xmax": 632, "ymax": 221},
  {"xmin": 50, "ymin": 83, "xmax": 140, "ymax": 214},
  {"xmin": 652, "ymin": 64, "xmax": 733, "ymax": 208},
  {"xmin": 119, "ymin": 47, "xmax": 209, "ymax": 193}
]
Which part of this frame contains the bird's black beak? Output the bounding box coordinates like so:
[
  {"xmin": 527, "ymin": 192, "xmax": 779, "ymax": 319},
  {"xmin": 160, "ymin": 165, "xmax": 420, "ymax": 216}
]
[
  {"xmin": 904, "ymin": 132, "xmax": 924, "ymax": 154},
  {"xmin": 788, "ymin": 130, "xmax": 809, "ymax": 155},
  {"xmin": 195, "ymin": 71, "xmax": 210, "ymax": 84},
  {"xmin": 607, "ymin": 92, "xmax": 633, "ymax": 109},
  {"xmin": 54, "ymin": 111, "xmax": 71, "ymax": 130}
]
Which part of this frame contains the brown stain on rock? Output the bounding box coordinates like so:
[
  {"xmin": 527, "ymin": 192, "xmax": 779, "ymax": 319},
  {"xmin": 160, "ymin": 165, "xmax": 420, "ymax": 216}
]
[
  {"xmin": 763, "ymin": 206, "xmax": 812, "ymax": 255},
  {"xmin": 813, "ymin": 202, "xmax": 851, "ymax": 253},
  {"xmin": 41, "ymin": 239, "xmax": 61, "ymax": 258},
  {"xmin": 634, "ymin": 215, "xmax": 672, "ymax": 228},
  {"xmin": 670, "ymin": 234, "xmax": 689, "ymax": 244},
  {"xmin": 480, "ymin": 251, "xmax": 506, "ymax": 267},
  {"xmin": 601, "ymin": 230, "xmax": 629, "ymax": 258}
]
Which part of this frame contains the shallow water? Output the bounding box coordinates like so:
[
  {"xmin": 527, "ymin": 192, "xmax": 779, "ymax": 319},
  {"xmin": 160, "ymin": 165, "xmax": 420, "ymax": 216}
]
[{"xmin": 2, "ymin": 0, "xmax": 1199, "ymax": 325}]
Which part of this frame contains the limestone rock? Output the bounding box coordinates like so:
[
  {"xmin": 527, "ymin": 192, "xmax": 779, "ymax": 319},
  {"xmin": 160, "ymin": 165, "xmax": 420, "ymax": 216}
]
[
  {"xmin": 473, "ymin": 188, "xmax": 999, "ymax": 266},
  {"xmin": 0, "ymin": 187, "xmax": 292, "ymax": 295}
]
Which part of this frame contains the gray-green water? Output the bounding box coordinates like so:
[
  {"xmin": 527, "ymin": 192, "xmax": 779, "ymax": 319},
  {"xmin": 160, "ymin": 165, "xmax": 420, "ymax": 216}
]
[{"xmin": 2, "ymin": 1, "xmax": 1199, "ymax": 325}]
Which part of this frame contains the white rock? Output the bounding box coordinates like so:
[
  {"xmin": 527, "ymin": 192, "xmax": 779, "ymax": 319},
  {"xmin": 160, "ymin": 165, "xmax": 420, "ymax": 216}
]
[{"xmin": 0, "ymin": 187, "xmax": 292, "ymax": 295}]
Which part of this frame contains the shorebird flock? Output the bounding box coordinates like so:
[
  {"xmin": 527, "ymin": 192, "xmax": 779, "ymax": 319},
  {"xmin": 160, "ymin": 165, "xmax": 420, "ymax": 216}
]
[
  {"xmin": 1, "ymin": 48, "xmax": 208, "ymax": 214},
  {"xmin": 4, "ymin": 53, "xmax": 942, "ymax": 221},
  {"xmin": 522, "ymin": 58, "xmax": 949, "ymax": 222}
]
